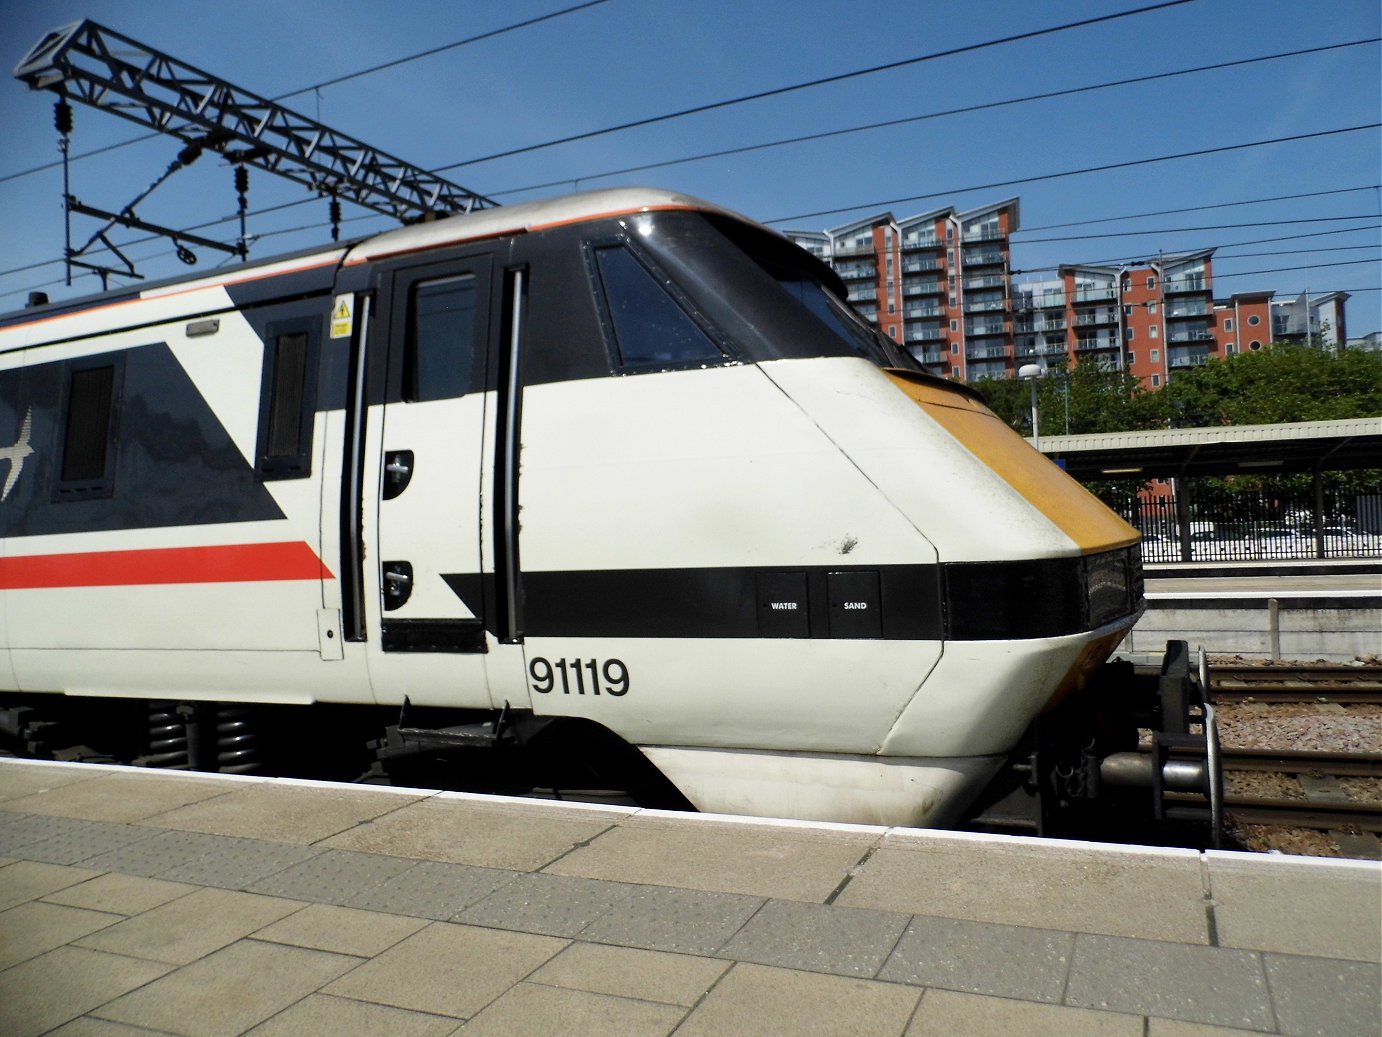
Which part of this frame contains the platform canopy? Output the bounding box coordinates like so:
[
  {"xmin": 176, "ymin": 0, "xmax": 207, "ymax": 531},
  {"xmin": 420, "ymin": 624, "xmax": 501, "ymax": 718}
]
[{"xmin": 1041, "ymin": 417, "xmax": 1382, "ymax": 480}]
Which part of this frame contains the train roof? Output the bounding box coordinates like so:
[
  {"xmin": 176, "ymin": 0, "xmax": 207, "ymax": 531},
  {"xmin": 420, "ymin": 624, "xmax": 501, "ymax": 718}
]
[{"xmin": 1, "ymin": 188, "xmax": 774, "ymax": 330}]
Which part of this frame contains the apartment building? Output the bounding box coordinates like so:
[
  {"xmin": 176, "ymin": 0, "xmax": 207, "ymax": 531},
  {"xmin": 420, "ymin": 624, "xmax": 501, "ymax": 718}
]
[
  {"xmin": 787, "ymin": 200, "xmax": 1350, "ymax": 389},
  {"xmin": 783, "ymin": 199, "xmax": 1021, "ymax": 381}
]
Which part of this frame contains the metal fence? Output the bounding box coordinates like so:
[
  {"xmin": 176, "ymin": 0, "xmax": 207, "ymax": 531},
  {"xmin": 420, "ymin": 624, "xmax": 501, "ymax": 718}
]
[{"xmin": 1098, "ymin": 485, "xmax": 1382, "ymax": 563}]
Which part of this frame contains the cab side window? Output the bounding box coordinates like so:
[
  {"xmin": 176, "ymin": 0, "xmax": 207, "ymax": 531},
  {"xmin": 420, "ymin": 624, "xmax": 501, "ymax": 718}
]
[
  {"xmin": 408, "ymin": 274, "xmax": 481, "ymax": 401},
  {"xmin": 590, "ymin": 244, "xmax": 724, "ymax": 371},
  {"xmin": 256, "ymin": 318, "xmax": 320, "ymax": 479},
  {"xmin": 57, "ymin": 356, "xmax": 122, "ymax": 499}
]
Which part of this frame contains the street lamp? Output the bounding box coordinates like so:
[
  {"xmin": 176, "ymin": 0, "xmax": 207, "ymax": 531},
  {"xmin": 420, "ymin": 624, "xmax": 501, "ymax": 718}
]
[{"xmin": 1018, "ymin": 363, "xmax": 1043, "ymax": 450}]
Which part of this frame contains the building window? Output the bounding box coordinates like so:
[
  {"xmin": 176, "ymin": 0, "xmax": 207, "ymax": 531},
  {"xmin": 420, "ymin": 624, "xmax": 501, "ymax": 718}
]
[
  {"xmin": 1152, "ymin": 374, "xmax": 1161, "ymax": 387},
  {"xmin": 950, "ymin": 319, "xmax": 958, "ymax": 332},
  {"xmin": 1224, "ymin": 318, "xmax": 1233, "ymax": 331},
  {"xmin": 951, "ymin": 342, "xmax": 959, "ymax": 354},
  {"xmin": 888, "ymin": 326, "xmax": 897, "ymax": 339},
  {"xmin": 1150, "ymin": 326, "xmax": 1158, "ymax": 339},
  {"xmin": 1148, "ymin": 301, "xmax": 1157, "ymax": 314},
  {"xmin": 1123, "ymin": 305, "xmax": 1132, "ymax": 317},
  {"xmin": 1151, "ymin": 349, "xmax": 1159, "ymax": 363},
  {"xmin": 1248, "ymin": 314, "xmax": 1261, "ymax": 326},
  {"xmin": 1250, "ymin": 340, "xmax": 1262, "ymax": 350},
  {"xmin": 887, "ymin": 301, "xmax": 895, "ymax": 314},
  {"xmin": 1127, "ymin": 352, "xmax": 1136, "ymax": 365},
  {"xmin": 1147, "ymin": 276, "xmax": 1156, "ymax": 289},
  {"xmin": 946, "ymin": 226, "xmax": 954, "ymax": 241},
  {"xmin": 1125, "ymin": 327, "xmax": 1135, "ymax": 341}
]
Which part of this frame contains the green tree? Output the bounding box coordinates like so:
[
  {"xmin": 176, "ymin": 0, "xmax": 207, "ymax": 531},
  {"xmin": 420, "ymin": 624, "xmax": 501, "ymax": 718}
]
[{"xmin": 972, "ymin": 359, "xmax": 1162, "ymax": 437}]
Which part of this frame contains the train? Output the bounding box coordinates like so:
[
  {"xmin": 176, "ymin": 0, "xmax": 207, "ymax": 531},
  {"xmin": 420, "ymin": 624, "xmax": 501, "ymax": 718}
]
[{"xmin": 0, "ymin": 187, "xmax": 1198, "ymax": 834}]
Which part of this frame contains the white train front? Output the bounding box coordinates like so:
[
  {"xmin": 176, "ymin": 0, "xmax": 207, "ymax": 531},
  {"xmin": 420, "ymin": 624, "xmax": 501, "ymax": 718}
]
[{"xmin": 0, "ymin": 188, "xmax": 1143, "ymax": 828}]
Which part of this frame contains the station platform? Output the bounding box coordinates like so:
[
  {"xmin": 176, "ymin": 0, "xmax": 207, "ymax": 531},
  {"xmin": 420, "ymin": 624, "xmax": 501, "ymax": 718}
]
[
  {"xmin": 2, "ymin": 758, "xmax": 1378, "ymax": 1037},
  {"xmin": 1126, "ymin": 562, "xmax": 1381, "ymax": 661}
]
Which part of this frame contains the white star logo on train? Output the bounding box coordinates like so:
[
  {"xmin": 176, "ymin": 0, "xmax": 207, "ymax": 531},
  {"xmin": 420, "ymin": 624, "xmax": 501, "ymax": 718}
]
[{"xmin": 0, "ymin": 408, "xmax": 34, "ymax": 502}]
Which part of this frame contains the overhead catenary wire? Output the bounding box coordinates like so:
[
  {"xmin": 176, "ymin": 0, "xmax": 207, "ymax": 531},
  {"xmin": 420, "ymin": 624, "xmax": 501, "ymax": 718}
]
[
  {"xmin": 436, "ymin": 0, "xmax": 1202, "ymax": 171},
  {"xmin": 491, "ymin": 38, "xmax": 1381, "ymax": 197},
  {"xmin": 768, "ymin": 123, "xmax": 1382, "ymax": 224}
]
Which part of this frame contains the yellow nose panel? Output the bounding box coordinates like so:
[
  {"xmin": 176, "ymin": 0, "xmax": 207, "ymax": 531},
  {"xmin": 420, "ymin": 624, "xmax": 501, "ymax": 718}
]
[{"xmin": 885, "ymin": 371, "xmax": 1139, "ymax": 554}]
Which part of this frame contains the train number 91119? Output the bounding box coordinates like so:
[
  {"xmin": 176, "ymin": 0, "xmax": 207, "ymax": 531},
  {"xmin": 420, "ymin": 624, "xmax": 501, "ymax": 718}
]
[{"xmin": 529, "ymin": 657, "xmax": 629, "ymax": 697}]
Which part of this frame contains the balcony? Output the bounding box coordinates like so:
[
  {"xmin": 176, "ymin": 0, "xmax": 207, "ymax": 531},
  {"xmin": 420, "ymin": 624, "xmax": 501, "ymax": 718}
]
[
  {"xmin": 904, "ymin": 303, "xmax": 942, "ymax": 318},
  {"xmin": 902, "ymin": 257, "xmax": 939, "ymax": 272},
  {"xmin": 1074, "ymin": 311, "xmax": 1117, "ymax": 326},
  {"xmin": 849, "ymin": 287, "xmax": 877, "ymax": 302},
  {"xmin": 906, "ymin": 327, "xmax": 943, "ymax": 342},
  {"xmin": 967, "ymin": 361, "xmax": 1010, "ymax": 380},
  {"xmin": 1164, "ymin": 275, "xmax": 1208, "ymax": 294},
  {"xmin": 963, "ymin": 298, "xmax": 1008, "ymax": 314},
  {"xmin": 1076, "ymin": 336, "xmax": 1120, "ymax": 352},
  {"xmin": 902, "ymin": 235, "xmax": 939, "ymax": 250},
  {"xmin": 913, "ymin": 348, "xmax": 948, "ymax": 364},
  {"xmin": 964, "ymin": 274, "xmax": 1008, "ymax": 290},
  {"xmin": 903, "ymin": 280, "xmax": 943, "ymax": 296},
  {"xmin": 962, "ymin": 227, "xmax": 1003, "ymax": 242},
  {"xmin": 966, "ymin": 345, "xmax": 1010, "ymax": 360},
  {"xmin": 836, "ymin": 264, "xmax": 876, "ymax": 281},
  {"xmin": 1169, "ymin": 349, "xmax": 1211, "ymax": 368},
  {"xmin": 1166, "ymin": 301, "xmax": 1210, "ymax": 318},
  {"xmin": 1035, "ymin": 293, "xmax": 1066, "ymax": 309},
  {"xmin": 1072, "ymin": 287, "xmax": 1117, "ymax": 303},
  {"xmin": 963, "ymin": 249, "xmax": 1005, "ymax": 267},
  {"xmin": 833, "ymin": 242, "xmax": 877, "ymax": 258},
  {"xmin": 1168, "ymin": 328, "xmax": 1214, "ymax": 344},
  {"xmin": 965, "ymin": 321, "xmax": 1009, "ymax": 337}
]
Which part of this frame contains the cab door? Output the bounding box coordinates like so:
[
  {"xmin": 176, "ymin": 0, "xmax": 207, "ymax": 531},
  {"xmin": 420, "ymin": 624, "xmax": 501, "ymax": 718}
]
[{"xmin": 367, "ymin": 252, "xmax": 496, "ymax": 709}]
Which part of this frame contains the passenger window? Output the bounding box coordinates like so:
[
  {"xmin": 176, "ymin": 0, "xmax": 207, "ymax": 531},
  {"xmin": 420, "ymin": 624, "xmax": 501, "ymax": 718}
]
[
  {"xmin": 593, "ymin": 245, "xmax": 723, "ymax": 370},
  {"xmin": 408, "ymin": 275, "xmax": 479, "ymax": 401},
  {"xmin": 257, "ymin": 319, "xmax": 319, "ymax": 479},
  {"xmin": 58, "ymin": 359, "xmax": 120, "ymax": 498}
]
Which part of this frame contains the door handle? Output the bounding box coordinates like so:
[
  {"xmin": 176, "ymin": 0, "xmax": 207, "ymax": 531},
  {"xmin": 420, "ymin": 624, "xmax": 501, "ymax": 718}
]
[
  {"xmin": 382, "ymin": 561, "xmax": 413, "ymax": 610},
  {"xmin": 383, "ymin": 450, "xmax": 414, "ymax": 499}
]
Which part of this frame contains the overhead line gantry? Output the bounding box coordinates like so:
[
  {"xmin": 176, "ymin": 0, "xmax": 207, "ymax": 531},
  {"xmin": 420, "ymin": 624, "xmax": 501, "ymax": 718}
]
[{"xmin": 13, "ymin": 19, "xmax": 497, "ymax": 289}]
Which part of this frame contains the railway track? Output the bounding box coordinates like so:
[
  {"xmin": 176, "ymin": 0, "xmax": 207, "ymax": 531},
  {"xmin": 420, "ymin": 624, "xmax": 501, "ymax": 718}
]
[{"xmin": 1208, "ymin": 663, "xmax": 1382, "ymax": 705}]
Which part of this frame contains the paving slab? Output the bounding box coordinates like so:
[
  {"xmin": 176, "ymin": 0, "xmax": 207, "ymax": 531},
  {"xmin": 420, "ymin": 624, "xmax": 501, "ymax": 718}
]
[
  {"xmin": 241, "ymin": 993, "xmax": 459, "ymax": 1037},
  {"xmin": 0, "ymin": 813, "xmax": 148, "ymax": 861},
  {"xmin": 44, "ymin": 1018, "xmax": 186, "ymax": 1037},
  {"xmin": 543, "ymin": 813, "xmax": 876, "ymax": 901},
  {"xmin": 9, "ymin": 816, "xmax": 165, "ymax": 866},
  {"xmin": 74, "ymin": 886, "xmax": 304, "ymax": 964},
  {"xmin": 1064, "ymin": 933, "xmax": 1272, "ymax": 1031},
  {"xmin": 95, "ymin": 938, "xmax": 360, "ymax": 1037},
  {"xmin": 905, "ymin": 988, "xmax": 1143, "ymax": 1036},
  {"xmin": 1263, "ymin": 952, "xmax": 1382, "ymax": 1037},
  {"xmin": 529, "ymin": 942, "xmax": 730, "ymax": 1006},
  {"xmin": 455, "ymin": 870, "xmax": 638, "ymax": 937},
  {"xmin": 142, "ymin": 782, "xmax": 426, "ymax": 844},
  {"xmin": 245, "ymin": 847, "xmax": 414, "ymax": 904},
  {"xmin": 674, "ymin": 962, "xmax": 920, "ymax": 1037},
  {"xmin": 79, "ymin": 827, "xmax": 319, "ymax": 886},
  {"xmin": 319, "ymin": 795, "xmax": 615, "ymax": 871},
  {"xmin": 577, "ymin": 883, "xmax": 764, "ymax": 955},
  {"xmin": 42, "ymin": 873, "xmax": 197, "ymax": 916},
  {"xmin": 879, "ymin": 913, "xmax": 1074, "ymax": 1003},
  {"xmin": 1146, "ymin": 1022, "xmax": 1281, "ymax": 1037},
  {"xmin": 716, "ymin": 897, "xmax": 909, "ymax": 978},
  {"xmin": 1205, "ymin": 852, "xmax": 1382, "ymax": 962},
  {"xmin": 455, "ymin": 981, "xmax": 685, "ymax": 1037},
  {"xmin": 837, "ymin": 833, "xmax": 1208, "ymax": 942},
  {"xmin": 321, "ymin": 920, "xmax": 566, "ymax": 1019},
  {"xmin": 0, "ymin": 900, "xmax": 124, "ymax": 970},
  {"xmin": 0, "ymin": 859, "xmax": 102, "ymax": 910},
  {"xmin": 0, "ymin": 772, "xmax": 233, "ymax": 823},
  {"xmin": 0, "ymin": 946, "xmax": 173, "ymax": 1037},
  {"xmin": 251, "ymin": 902, "xmax": 428, "ymax": 957},
  {"xmin": 0, "ymin": 762, "xmax": 101, "ymax": 802},
  {"xmin": 347, "ymin": 858, "xmax": 515, "ymax": 920}
]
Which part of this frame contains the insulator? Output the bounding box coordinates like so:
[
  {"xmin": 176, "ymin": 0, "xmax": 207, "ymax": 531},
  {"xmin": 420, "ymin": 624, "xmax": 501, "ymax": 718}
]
[
  {"xmin": 54, "ymin": 99, "xmax": 73, "ymax": 137},
  {"xmin": 329, "ymin": 197, "xmax": 341, "ymax": 242},
  {"xmin": 234, "ymin": 165, "xmax": 249, "ymax": 197},
  {"xmin": 177, "ymin": 141, "xmax": 203, "ymax": 166}
]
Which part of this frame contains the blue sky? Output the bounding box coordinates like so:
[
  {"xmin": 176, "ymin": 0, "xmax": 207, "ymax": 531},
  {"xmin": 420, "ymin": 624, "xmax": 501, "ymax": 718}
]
[{"xmin": 2, "ymin": 0, "xmax": 1378, "ymax": 333}]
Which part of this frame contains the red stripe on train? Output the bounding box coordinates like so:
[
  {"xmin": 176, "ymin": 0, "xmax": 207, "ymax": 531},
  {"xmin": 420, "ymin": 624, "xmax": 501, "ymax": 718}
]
[{"xmin": 0, "ymin": 542, "xmax": 334, "ymax": 589}]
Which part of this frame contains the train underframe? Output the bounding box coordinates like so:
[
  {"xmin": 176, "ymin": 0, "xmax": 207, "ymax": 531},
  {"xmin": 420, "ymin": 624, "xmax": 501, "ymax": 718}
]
[{"xmin": 0, "ymin": 641, "xmax": 1221, "ymax": 846}]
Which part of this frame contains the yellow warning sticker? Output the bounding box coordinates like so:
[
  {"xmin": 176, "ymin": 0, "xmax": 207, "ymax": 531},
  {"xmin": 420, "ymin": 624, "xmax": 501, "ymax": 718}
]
[{"xmin": 330, "ymin": 294, "xmax": 354, "ymax": 338}]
